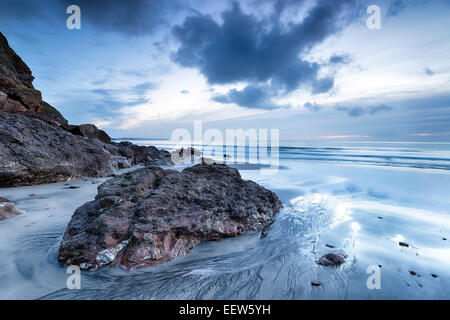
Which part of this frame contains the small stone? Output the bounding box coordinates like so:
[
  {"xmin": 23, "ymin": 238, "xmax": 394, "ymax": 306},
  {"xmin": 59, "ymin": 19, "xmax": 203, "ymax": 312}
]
[
  {"xmin": 399, "ymin": 242, "xmax": 409, "ymax": 247},
  {"xmin": 311, "ymin": 281, "xmax": 321, "ymax": 287},
  {"xmin": 63, "ymin": 186, "xmax": 80, "ymax": 189},
  {"xmin": 0, "ymin": 202, "xmax": 21, "ymax": 221},
  {"xmin": 409, "ymin": 271, "xmax": 417, "ymax": 276},
  {"xmin": 443, "ymin": 238, "xmax": 447, "ymax": 241},
  {"xmin": 325, "ymin": 244, "xmax": 335, "ymax": 248},
  {"xmin": 431, "ymin": 274, "xmax": 438, "ymax": 278},
  {"xmin": 29, "ymin": 194, "xmax": 36, "ymax": 197},
  {"xmin": 316, "ymin": 252, "xmax": 347, "ymax": 266}
]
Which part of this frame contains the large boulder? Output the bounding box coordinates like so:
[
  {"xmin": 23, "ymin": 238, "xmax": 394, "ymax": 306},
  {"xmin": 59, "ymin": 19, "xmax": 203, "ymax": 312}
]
[{"xmin": 58, "ymin": 164, "xmax": 282, "ymax": 270}]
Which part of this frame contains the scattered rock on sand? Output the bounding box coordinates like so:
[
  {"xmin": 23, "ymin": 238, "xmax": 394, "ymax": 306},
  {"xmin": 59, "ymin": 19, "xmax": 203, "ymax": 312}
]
[
  {"xmin": 58, "ymin": 164, "xmax": 283, "ymax": 270},
  {"xmin": 0, "ymin": 198, "xmax": 21, "ymax": 221},
  {"xmin": 316, "ymin": 252, "xmax": 347, "ymax": 266}
]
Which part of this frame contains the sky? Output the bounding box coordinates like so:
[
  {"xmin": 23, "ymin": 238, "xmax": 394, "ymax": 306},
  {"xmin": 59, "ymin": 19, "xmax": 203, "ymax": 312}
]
[{"xmin": 1, "ymin": 0, "xmax": 450, "ymax": 141}]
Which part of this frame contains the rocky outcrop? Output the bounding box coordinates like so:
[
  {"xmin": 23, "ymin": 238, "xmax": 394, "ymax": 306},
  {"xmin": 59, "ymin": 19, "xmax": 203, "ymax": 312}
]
[
  {"xmin": 0, "ymin": 113, "xmax": 172, "ymax": 187},
  {"xmin": 0, "ymin": 33, "xmax": 173, "ymax": 187},
  {"xmin": 0, "ymin": 197, "xmax": 21, "ymax": 221},
  {"xmin": 58, "ymin": 164, "xmax": 282, "ymax": 270},
  {"xmin": 0, "ymin": 32, "xmax": 67, "ymax": 126}
]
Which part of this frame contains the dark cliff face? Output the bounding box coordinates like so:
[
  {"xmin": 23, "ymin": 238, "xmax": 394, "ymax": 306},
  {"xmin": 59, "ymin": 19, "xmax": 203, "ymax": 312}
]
[{"xmin": 0, "ymin": 32, "xmax": 68, "ymax": 125}]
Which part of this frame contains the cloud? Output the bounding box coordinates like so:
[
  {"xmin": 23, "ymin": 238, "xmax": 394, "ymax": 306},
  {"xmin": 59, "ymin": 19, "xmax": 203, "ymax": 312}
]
[
  {"xmin": 60, "ymin": 0, "xmax": 180, "ymax": 35},
  {"xmin": 88, "ymin": 81, "xmax": 156, "ymax": 117},
  {"xmin": 336, "ymin": 104, "xmax": 394, "ymax": 117},
  {"xmin": 133, "ymin": 82, "xmax": 157, "ymax": 94},
  {"xmin": 425, "ymin": 67, "xmax": 435, "ymax": 76},
  {"xmin": 213, "ymin": 85, "xmax": 291, "ymax": 110},
  {"xmin": 172, "ymin": 1, "xmax": 358, "ymax": 109},
  {"xmin": 386, "ymin": 0, "xmax": 408, "ymax": 17},
  {"xmin": 328, "ymin": 54, "xmax": 352, "ymax": 65},
  {"xmin": 303, "ymin": 102, "xmax": 321, "ymax": 112}
]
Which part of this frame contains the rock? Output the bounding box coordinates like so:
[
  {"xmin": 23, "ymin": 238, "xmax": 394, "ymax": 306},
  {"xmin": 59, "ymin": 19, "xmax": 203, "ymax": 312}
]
[
  {"xmin": 431, "ymin": 274, "xmax": 438, "ymax": 278},
  {"xmin": 325, "ymin": 244, "xmax": 335, "ymax": 248},
  {"xmin": 63, "ymin": 186, "xmax": 80, "ymax": 189},
  {"xmin": 112, "ymin": 141, "xmax": 172, "ymax": 166},
  {"xmin": 58, "ymin": 163, "xmax": 283, "ymax": 270},
  {"xmin": 316, "ymin": 252, "xmax": 347, "ymax": 266},
  {"xmin": 171, "ymin": 147, "xmax": 204, "ymax": 164},
  {"xmin": 28, "ymin": 194, "xmax": 36, "ymax": 197},
  {"xmin": 399, "ymin": 242, "xmax": 409, "ymax": 247},
  {"xmin": 409, "ymin": 271, "xmax": 417, "ymax": 276},
  {"xmin": 66, "ymin": 124, "xmax": 111, "ymax": 144},
  {"xmin": 0, "ymin": 113, "xmax": 115, "ymax": 187},
  {"xmin": 0, "ymin": 199, "xmax": 21, "ymax": 221},
  {"xmin": 311, "ymin": 281, "xmax": 321, "ymax": 287}
]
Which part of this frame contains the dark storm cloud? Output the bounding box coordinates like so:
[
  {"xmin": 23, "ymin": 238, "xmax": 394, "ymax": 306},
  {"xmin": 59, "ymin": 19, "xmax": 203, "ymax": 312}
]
[{"xmin": 172, "ymin": 0, "xmax": 358, "ymax": 110}]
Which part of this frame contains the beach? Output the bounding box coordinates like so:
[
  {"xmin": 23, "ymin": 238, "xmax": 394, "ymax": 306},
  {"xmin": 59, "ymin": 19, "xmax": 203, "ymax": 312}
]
[{"xmin": 1, "ymin": 141, "xmax": 449, "ymax": 299}]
